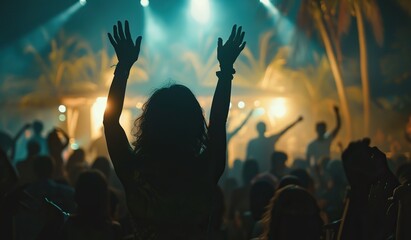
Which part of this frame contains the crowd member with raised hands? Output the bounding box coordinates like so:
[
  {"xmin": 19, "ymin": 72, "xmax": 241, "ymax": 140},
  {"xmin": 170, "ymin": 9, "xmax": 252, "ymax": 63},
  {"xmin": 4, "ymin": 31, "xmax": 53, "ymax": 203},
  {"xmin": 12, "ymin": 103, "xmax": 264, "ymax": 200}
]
[
  {"xmin": 103, "ymin": 20, "xmax": 246, "ymax": 239},
  {"xmin": 338, "ymin": 138, "xmax": 399, "ymax": 240}
]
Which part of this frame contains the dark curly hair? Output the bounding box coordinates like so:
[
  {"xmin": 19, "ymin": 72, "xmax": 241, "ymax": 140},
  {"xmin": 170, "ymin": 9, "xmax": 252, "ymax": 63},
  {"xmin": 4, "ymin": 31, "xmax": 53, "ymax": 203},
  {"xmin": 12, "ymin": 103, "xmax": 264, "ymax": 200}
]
[{"xmin": 132, "ymin": 84, "xmax": 208, "ymax": 157}]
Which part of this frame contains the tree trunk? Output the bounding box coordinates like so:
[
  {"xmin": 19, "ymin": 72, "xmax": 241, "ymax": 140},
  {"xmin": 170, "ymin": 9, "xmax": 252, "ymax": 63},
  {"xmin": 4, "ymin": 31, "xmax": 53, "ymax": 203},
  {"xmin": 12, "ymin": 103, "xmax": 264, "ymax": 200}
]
[
  {"xmin": 313, "ymin": 9, "xmax": 352, "ymax": 141},
  {"xmin": 354, "ymin": 0, "xmax": 371, "ymax": 137}
]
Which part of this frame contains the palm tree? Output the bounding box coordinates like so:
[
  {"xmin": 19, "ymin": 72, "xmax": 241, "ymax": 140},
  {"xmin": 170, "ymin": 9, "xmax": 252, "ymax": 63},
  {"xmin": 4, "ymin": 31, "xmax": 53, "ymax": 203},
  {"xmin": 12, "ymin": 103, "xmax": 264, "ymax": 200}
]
[{"xmin": 297, "ymin": 0, "xmax": 352, "ymax": 140}]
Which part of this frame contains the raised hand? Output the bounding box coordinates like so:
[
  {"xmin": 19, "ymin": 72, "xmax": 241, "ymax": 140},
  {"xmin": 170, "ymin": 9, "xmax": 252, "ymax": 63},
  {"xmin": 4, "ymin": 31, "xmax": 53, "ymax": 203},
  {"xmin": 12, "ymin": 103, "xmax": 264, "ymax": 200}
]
[
  {"xmin": 342, "ymin": 138, "xmax": 389, "ymax": 188},
  {"xmin": 108, "ymin": 21, "xmax": 142, "ymax": 67},
  {"xmin": 217, "ymin": 25, "xmax": 246, "ymax": 71}
]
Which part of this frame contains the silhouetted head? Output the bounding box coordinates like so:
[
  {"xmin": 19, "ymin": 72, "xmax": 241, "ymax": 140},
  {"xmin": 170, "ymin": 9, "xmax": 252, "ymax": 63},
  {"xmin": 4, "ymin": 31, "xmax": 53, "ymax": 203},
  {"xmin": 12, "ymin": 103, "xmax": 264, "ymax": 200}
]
[
  {"xmin": 289, "ymin": 168, "xmax": 314, "ymax": 192},
  {"xmin": 256, "ymin": 121, "xmax": 267, "ymax": 136},
  {"xmin": 32, "ymin": 120, "xmax": 44, "ymax": 135},
  {"xmin": 91, "ymin": 156, "xmax": 111, "ymax": 179},
  {"xmin": 133, "ymin": 84, "xmax": 207, "ymax": 156},
  {"xmin": 270, "ymin": 151, "xmax": 288, "ymax": 170},
  {"xmin": 68, "ymin": 149, "xmax": 86, "ymax": 165},
  {"xmin": 250, "ymin": 181, "xmax": 275, "ymax": 221},
  {"xmin": 277, "ymin": 175, "xmax": 301, "ymax": 190},
  {"xmin": 75, "ymin": 170, "xmax": 109, "ymax": 218},
  {"xmin": 261, "ymin": 185, "xmax": 323, "ymax": 240},
  {"xmin": 33, "ymin": 156, "xmax": 55, "ymax": 180},
  {"xmin": 242, "ymin": 159, "xmax": 259, "ymax": 186},
  {"xmin": 27, "ymin": 140, "xmax": 41, "ymax": 157},
  {"xmin": 315, "ymin": 122, "xmax": 327, "ymax": 138}
]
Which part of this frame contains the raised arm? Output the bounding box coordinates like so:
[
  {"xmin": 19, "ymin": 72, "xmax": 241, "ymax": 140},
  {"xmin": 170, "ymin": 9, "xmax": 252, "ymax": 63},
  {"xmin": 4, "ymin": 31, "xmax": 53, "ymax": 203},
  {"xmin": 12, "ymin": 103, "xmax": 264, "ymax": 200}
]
[
  {"xmin": 208, "ymin": 25, "xmax": 246, "ymax": 183},
  {"xmin": 227, "ymin": 109, "xmax": 253, "ymax": 142},
  {"xmin": 330, "ymin": 106, "xmax": 341, "ymax": 139},
  {"xmin": 103, "ymin": 21, "xmax": 142, "ymax": 178},
  {"xmin": 55, "ymin": 128, "xmax": 70, "ymax": 149},
  {"xmin": 10, "ymin": 123, "xmax": 30, "ymax": 160},
  {"xmin": 270, "ymin": 115, "xmax": 303, "ymax": 140}
]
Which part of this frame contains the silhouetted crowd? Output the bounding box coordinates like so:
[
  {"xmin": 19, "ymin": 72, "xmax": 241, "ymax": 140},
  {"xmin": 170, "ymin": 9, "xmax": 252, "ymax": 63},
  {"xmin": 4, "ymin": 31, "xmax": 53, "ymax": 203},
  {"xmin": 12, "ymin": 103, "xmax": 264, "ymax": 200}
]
[{"xmin": 1, "ymin": 21, "xmax": 411, "ymax": 240}]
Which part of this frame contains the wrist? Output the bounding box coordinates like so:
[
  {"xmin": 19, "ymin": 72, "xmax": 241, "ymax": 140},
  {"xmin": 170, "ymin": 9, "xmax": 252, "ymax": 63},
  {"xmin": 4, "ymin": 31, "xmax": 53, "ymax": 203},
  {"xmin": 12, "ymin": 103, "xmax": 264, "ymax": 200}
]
[
  {"xmin": 219, "ymin": 64, "xmax": 235, "ymax": 74},
  {"xmin": 114, "ymin": 62, "xmax": 132, "ymax": 76}
]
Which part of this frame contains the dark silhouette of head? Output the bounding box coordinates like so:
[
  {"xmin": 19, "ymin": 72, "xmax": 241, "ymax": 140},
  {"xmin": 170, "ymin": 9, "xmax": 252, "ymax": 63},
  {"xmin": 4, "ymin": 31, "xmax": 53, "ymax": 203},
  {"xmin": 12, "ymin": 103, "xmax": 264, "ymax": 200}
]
[
  {"xmin": 315, "ymin": 122, "xmax": 327, "ymax": 138},
  {"xmin": 261, "ymin": 185, "xmax": 323, "ymax": 240},
  {"xmin": 68, "ymin": 149, "xmax": 86, "ymax": 165},
  {"xmin": 289, "ymin": 168, "xmax": 314, "ymax": 193},
  {"xmin": 250, "ymin": 181, "xmax": 275, "ymax": 221},
  {"xmin": 91, "ymin": 156, "xmax": 111, "ymax": 179},
  {"xmin": 47, "ymin": 129, "xmax": 62, "ymax": 154},
  {"xmin": 256, "ymin": 121, "xmax": 266, "ymax": 136},
  {"xmin": 75, "ymin": 170, "xmax": 109, "ymax": 219},
  {"xmin": 27, "ymin": 140, "xmax": 41, "ymax": 157},
  {"xmin": 132, "ymin": 84, "xmax": 207, "ymax": 156},
  {"xmin": 277, "ymin": 175, "xmax": 302, "ymax": 190},
  {"xmin": 33, "ymin": 156, "xmax": 55, "ymax": 180},
  {"xmin": 270, "ymin": 151, "xmax": 288, "ymax": 171},
  {"xmin": 32, "ymin": 120, "xmax": 44, "ymax": 135},
  {"xmin": 242, "ymin": 159, "xmax": 259, "ymax": 186}
]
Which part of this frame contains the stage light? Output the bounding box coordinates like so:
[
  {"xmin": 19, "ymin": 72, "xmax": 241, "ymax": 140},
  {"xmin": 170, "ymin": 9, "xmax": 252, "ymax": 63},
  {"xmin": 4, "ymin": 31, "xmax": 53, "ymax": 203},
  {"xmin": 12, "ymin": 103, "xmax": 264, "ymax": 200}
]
[
  {"xmin": 229, "ymin": 102, "xmax": 232, "ymax": 109},
  {"xmin": 269, "ymin": 98, "xmax": 287, "ymax": 118},
  {"xmin": 140, "ymin": 0, "xmax": 149, "ymax": 7},
  {"xmin": 260, "ymin": 0, "xmax": 271, "ymax": 6},
  {"xmin": 254, "ymin": 100, "xmax": 261, "ymax": 107},
  {"xmin": 190, "ymin": 0, "xmax": 210, "ymax": 24},
  {"xmin": 238, "ymin": 101, "xmax": 245, "ymax": 109},
  {"xmin": 59, "ymin": 114, "xmax": 66, "ymax": 122},
  {"xmin": 256, "ymin": 107, "xmax": 266, "ymax": 116},
  {"xmin": 58, "ymin": 104, "xmax": 66, "ymax": 113},
  {"xmin": 79, "ymin": 0, "xmax": 87, "ymax": 6}
]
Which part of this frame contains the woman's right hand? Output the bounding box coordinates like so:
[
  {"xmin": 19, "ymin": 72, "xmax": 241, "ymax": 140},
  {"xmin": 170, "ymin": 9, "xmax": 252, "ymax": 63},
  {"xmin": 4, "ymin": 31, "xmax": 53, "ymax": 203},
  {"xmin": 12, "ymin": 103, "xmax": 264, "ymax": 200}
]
[{"xmin": 108, "ymin": 20, "xmax": 142, "ymax": 67}]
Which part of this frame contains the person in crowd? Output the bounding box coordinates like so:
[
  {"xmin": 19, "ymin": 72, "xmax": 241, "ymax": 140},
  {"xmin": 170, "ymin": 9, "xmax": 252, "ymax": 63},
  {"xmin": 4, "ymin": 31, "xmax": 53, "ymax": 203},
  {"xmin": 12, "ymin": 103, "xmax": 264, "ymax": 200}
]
[
  {"xmin": 29, "ymin": 120, "xmax": 48, "ymax": 155},
  {"xmin": 269, "ymin": 151, "xmax": 290, "ymax": 179},
  {"xmin": 222, "ymin": 109, "xmax": 254, "ymax": 182},
  {"xmin": 228, "ymin": 159, "xmax": 259, "ymax": 240},
  {"xmin": 16, "ymin": 140, "xmax": 41, "ymax": 185},
  {"xmin": 103, "ymin": 21, "xmax": 246, "ymax": 239},
  {"xmin": 25, "ymin": 155, "xmax": 76, "ymax": 213},
  {"xmin": 47, "ymin": 127, "xmax": 70, "ymax": 180},
  {"xmin": 246, "ymin": 116, "xmax": 303, "ymax": 172},
  {"xmin": 65, "ymin": 148, "xmax": 88, "ymax": 186},
  {"xmin": 91, "ymin": 156, "xmax": 123, "ymax": 221},
  {"xmin": 1, "ymin": 124, "xmax": 31, "ymax": 161},
  {"xmin": 338, "ymin": 138, "xmax": 399, "ymax": 240},
  {"xmin": 249, "ymin": 180, "xmax": 276, "ymax": 239},
  {"xmin": 289, "ymin": 168, "xmax": 315, "ymax": 194},
  {"xmin": 89, "ymin": 127, "xmax": 110, "ymax": 159},
  {"xmin": 277, "ymin": 175, "xmax": 301, "ymax": 190},
  {"xmin": 60, "ymin": 170, "xmax": 122, "ymax": 240},
  {"xmin": 306, "ymin": 106, "xmax": 341, "ymax": 168},
  {"xmin": 259, "ymin": 185, "xmax": 323, "ymax": 240}
]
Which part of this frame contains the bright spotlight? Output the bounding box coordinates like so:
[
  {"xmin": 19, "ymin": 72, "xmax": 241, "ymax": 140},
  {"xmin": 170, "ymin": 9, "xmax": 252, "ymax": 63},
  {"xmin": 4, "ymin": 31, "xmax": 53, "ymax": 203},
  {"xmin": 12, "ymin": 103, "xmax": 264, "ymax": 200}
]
[
  {"xmin": 58, "ymin": 104, "xmax": 66, "ymax": 113},
  {"xmin": 190, "ymin": 0, "xmax": 210, "ymax": 24},
  {"xmin": 269, "ymin": 98, "xmax": 287, "ymax": 118},
  {"xmin": 140, "ymin": 0, "xmax": 149, "ymax": 7},
  {"xmin": 256, "ymin": 107, "xmax": 266, "ymax": 116},
  {"xmin": 260, "ymin": 0, "xmax": 271, "ymax": 6},
  {"xmin": 79, "ymin": 0, "xmax": 87, "ymax": 6},
  {"xmin": 238, "ymin": 101, "xmax": 245, "ymax": 109}
]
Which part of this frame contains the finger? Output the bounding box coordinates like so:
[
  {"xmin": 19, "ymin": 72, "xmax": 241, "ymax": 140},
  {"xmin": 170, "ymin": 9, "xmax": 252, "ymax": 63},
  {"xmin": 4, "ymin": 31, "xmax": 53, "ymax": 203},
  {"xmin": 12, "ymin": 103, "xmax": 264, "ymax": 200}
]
[
  {"xmin": 235, "ymin": 26, "xmax": 242, "ymax": 43},
  {"xmin": 135, "ymin": 36, "xmax": 142, "ymax": 49},
  {"xmin": 238, "ymin": 31, "xmax": 245, "ymax": 45},
  {"xmin": 108, "ymin": 33, "xmax": 117, "ymax": 47},
  {"xmin": 228, "ymin": 25, "xmax": 237, "ymax": 42},
  {"xmin": 218, "ymin": 37, "xmax": 223, "ymax": 48},
  {"xmin": 118, "ymin": 21, "xmax": 126, "ymax": 40},
  {"xmin": 239, "ymin": 41, "xmax": 246, "ymax": 51},
  {"xmin": 113, "ymin": 25, "xmax": 120, "ymax": 43},
  {"xmin": 125, "ymin": 20, "xmax": 132, "ymax": 41}
]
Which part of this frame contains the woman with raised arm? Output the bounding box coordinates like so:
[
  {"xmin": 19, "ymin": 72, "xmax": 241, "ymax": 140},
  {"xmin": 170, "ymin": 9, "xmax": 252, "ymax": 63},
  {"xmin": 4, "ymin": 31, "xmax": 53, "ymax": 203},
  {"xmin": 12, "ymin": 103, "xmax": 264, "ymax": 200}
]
[{"xmin": 103, "ymin": 21, "xmax": 245, "ymax": 239}]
